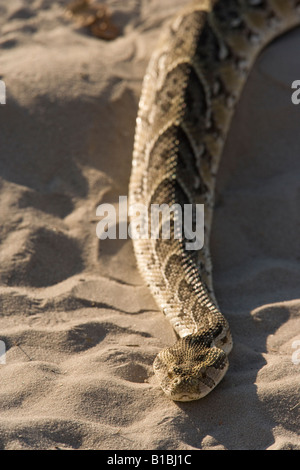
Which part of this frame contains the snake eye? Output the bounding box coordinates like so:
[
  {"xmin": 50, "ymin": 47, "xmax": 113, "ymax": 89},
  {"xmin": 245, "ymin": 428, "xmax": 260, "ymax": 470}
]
[{"xmin": 168, "ymin": 372, "xmax": 174, "ymax": 379}]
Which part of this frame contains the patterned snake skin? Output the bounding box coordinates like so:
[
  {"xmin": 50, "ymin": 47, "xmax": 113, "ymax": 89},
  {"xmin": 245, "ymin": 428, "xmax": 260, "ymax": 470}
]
[{"xmin": 128, "ymin": 0, "xmax": 300, "ymax": 401}]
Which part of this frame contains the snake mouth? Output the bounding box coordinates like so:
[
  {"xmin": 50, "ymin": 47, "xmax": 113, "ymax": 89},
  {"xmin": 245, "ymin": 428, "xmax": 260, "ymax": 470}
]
[
  {"xmin": 177, "ymin": 395, "xmax": 193, "ymax": 402},
  {"xmin": 175, "ymin": 393, "xmax": 200, "ymax": 402},
  {"xmin": 171, "ymin": 385, "xmax": 214, "ymax": 402}
]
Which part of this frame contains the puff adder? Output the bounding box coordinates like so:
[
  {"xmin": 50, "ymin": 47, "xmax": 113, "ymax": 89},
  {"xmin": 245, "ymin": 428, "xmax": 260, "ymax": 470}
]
[{"xmin": 128, "ymin": 0, "xmax": 300, "ymax": 401}]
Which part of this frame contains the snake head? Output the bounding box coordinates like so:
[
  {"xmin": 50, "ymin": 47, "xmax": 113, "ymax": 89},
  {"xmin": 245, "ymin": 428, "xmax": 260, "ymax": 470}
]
[{"xmin": 153, "ymin": 333, "xmax": 229, "ymax": 401}]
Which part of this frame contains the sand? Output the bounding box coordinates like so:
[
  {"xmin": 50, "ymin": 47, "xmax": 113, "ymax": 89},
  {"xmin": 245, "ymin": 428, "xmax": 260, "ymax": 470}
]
[{"xmin": 0, "ymin": 0, "xmax": 299, "ymax": 450}]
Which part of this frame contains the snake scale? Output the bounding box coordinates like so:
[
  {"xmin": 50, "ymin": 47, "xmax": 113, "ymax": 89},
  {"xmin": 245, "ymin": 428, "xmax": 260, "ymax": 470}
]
[{"xmin": 128, "ymin": 0, "xmax": 300, "ymax": 401}]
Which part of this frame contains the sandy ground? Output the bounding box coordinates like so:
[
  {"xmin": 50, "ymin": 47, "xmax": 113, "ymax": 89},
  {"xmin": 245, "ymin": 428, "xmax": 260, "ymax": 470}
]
[{"xmin": 0, "ymin": 0, "xmax": 299, "ymax": 450}]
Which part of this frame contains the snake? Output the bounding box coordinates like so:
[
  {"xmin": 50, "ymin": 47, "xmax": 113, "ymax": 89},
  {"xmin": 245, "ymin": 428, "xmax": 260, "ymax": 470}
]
[{"xmin": 128, "ymin": 0, "xmax": 300, "ymax": 401}]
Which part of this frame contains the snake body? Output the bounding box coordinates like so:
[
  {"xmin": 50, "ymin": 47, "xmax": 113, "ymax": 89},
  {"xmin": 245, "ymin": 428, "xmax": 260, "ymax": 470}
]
[{"xmin": 128, "ymin": 0, "xmax": 300, "ymax": 401}]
